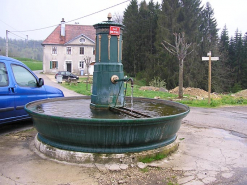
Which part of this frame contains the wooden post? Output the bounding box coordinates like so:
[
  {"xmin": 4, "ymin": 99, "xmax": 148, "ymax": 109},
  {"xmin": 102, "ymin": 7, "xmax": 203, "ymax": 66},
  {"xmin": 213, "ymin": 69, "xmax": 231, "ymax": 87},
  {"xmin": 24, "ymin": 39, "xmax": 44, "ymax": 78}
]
[
  {"xmin": 6, "ymin": 30, "xmax": 8, "ymax": 57},
  {"xmin": 208, "ymin": 51, "xmax": 211, "ymax": 104},
  {"xmin": 202, "ymin": 51, "xmax": 219, "ymax": 104}
]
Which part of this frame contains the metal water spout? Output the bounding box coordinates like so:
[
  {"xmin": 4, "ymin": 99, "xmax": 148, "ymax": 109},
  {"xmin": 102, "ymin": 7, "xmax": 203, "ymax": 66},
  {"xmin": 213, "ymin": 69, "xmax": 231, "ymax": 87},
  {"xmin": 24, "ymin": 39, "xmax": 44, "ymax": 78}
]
[
  {"xmin": 111, "ymin": 75, "xmax": 134, "ymax": 87},
  {"xmin": 125, "ymin": 78, "xmax": 134, "ymax": 88},
  {"xmin": 110, "ymin": 75, "xmax": 135, "ymax": 113}
]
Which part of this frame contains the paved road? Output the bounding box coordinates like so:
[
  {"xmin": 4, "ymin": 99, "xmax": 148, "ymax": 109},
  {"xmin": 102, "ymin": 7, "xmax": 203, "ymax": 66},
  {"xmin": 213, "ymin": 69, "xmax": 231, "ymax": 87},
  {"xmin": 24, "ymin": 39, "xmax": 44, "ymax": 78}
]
[
  {"xmin": 33, "ymin": 70, "xmax": 82, "ymax": 97},
  {"xmin": 184, "ymin": 106, "xmax": 247, "ymax": 136}
]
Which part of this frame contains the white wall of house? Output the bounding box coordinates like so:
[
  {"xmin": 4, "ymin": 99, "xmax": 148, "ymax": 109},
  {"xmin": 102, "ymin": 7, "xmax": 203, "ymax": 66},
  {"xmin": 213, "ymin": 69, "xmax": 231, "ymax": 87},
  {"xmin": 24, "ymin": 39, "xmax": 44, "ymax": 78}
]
[{"xmin": 43, "ymin": 36, "xmax": 95, "ymax": 75}]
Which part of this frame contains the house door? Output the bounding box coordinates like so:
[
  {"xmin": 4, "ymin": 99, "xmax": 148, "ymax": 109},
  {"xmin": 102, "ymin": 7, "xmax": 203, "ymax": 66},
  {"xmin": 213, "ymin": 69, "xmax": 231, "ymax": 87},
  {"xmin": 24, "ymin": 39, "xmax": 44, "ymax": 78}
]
[{"xmin": 66, "ymin": 63, "xmax": 71, "ymax": 72}]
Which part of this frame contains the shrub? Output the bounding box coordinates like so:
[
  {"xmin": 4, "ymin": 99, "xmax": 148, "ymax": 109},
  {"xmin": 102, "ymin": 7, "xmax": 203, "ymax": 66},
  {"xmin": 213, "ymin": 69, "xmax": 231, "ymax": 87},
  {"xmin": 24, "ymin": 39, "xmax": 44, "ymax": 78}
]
[{"xmin": 149, "ymin": 76, "xmax": 166, "ymax": 88}]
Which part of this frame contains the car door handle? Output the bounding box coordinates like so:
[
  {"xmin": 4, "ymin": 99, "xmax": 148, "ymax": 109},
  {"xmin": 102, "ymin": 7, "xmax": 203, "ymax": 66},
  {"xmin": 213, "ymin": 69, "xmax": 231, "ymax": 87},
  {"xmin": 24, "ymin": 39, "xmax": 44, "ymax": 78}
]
[{"xmin": 9, "ymin": 87, "xmax": 15, "ymax": 93}]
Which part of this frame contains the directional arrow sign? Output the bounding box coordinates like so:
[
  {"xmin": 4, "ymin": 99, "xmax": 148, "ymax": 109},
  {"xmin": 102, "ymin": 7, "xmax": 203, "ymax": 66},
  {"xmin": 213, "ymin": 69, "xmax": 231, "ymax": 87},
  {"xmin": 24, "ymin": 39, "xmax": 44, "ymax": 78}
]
[{"xmin": 202, "ymin": 57, "xmax": 219, "ymax": 61}]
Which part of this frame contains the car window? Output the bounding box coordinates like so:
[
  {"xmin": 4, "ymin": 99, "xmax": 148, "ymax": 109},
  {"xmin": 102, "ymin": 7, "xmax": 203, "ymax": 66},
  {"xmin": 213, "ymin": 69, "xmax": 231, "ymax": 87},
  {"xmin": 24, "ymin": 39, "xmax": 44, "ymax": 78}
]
[
  {"xmin": 61, "ymin": 72, "xmax": 66, "ymax": 75},
  {"xmin": 66, "ymin": 72, "xmax": 71, "ymax": 75},
  {"xmin": 11, "ymin": 64, "xmax": 37, "ymax": 87},
  {"xmin": 0, "ymin": 62, "xmax": 8, "ymax": 87}
]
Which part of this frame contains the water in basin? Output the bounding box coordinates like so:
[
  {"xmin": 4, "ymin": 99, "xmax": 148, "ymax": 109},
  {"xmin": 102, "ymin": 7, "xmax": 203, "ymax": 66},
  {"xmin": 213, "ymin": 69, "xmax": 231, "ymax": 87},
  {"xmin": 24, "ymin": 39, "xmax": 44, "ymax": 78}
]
[{"xmin": 28, "ymin": 99, "xmax": 185, "ymax": 119}]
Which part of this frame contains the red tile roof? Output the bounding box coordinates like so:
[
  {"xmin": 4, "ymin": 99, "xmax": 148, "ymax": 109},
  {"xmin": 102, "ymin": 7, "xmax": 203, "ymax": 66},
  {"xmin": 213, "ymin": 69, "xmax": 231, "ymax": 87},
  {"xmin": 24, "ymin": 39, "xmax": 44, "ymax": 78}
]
[{"xmin": 42, "ymin": 24, "xmax": 96, "ymax": 45}]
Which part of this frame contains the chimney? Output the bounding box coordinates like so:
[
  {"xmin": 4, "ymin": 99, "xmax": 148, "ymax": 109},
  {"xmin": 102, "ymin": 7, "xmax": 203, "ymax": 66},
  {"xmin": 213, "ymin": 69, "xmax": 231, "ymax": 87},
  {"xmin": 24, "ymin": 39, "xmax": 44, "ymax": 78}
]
[{"xmin": 61, "ymin": 18, "xmax": 65, "ymax": 37}]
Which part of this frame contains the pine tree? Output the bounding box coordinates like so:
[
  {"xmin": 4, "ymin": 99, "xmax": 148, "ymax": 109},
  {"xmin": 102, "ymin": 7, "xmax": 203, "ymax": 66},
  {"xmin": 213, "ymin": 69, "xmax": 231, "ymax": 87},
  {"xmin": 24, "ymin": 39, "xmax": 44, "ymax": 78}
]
[
  {"xmin": 136, "ymin": 0, "xmax": 160, "ymax": 82},
  {"xmin": 220, "ymin": 25, "xmax": 229, "ymax": 52},
  {"xmin": 122, "ymin": 0, "xmax": 160, "ymax": 82},
  {"xmin": 178, "ymin": 0, "xmax": 202, "ymax": 42},
  {"xmin": 178, "ymin": 0, "xmax": 203, "ymax": 89},
  {"xmin": 233, "ymin": 30, "xmax": 243, "ymax": 85},
  {"xmin": 137, "ymin": 0, "xmax": 150, "ymax": 73},
  {"xmin": 143, "ymin": 1, "xmax": 160, "ymax": 82},
  {"xmin": 241, "ymin": 33, "xmax": 247, "ymax": 89},
  {"xmin": 227, "ymin": 30, "xmax": 245, "ymax": 92},
  {"xmin": 194, "ymin": 2, "xmax": 219, "ymax": 91},
  {"xmin": 155, "ymin": 0, "xmax": 181, "ymax": 89},
  {"xmin": 122, "ymin": 0, "xmax": 139, "ymax": 76},
  {"xmin": 217, "ymin": 25, "xmax": 232, "ymax": 92}
]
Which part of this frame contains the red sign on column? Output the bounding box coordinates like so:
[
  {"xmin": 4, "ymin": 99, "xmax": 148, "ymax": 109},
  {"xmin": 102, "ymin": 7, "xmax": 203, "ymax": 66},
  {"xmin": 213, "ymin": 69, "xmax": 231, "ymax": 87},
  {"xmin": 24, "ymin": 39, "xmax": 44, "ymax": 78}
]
[{"xmin": 109, "ymin": 26, "xmax": 120, "ymax": 35}]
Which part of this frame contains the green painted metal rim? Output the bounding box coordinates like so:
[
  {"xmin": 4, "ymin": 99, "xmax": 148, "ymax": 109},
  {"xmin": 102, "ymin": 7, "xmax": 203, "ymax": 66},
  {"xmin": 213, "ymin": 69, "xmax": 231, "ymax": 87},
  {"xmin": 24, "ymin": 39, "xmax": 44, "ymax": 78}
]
[
  {"xmin": 37, "ymin": 133, "xmax": 177, "ymax": 154},
  {"xmin": 25, "ymin": 96, "xmax": 190, "ymax": 125},
  {"xmin": 93, "ymin": 21, "xmax": 124, "ymax": 29}
]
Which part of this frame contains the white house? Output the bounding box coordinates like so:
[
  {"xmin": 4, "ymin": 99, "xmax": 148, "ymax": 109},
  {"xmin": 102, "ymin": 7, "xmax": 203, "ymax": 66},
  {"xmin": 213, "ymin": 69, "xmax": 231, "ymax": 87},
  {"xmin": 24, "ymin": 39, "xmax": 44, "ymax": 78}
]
[{"xmin": 42, "ymin": 18, "xmax": 96, "ymax": 75}]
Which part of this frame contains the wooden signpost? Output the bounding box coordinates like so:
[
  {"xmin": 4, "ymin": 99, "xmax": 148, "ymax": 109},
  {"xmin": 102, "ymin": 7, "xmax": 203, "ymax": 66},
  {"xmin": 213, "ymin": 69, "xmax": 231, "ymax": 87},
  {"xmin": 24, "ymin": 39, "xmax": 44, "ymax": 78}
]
[{"xmin": 202, "ymin": 51, "xmax": 219, "ymax": 104}]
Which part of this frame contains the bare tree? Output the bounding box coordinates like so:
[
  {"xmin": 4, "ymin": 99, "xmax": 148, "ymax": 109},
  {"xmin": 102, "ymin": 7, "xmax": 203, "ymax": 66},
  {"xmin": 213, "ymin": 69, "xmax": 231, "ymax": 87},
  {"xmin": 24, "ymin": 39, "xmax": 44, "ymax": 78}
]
[
  {"xmin": 161, "ymin": 32, "xmax": 193, "ymax": 98},
  {"xmin": 112, "ymin": 12, "xmax": 123, "ymax": 24},
  {"xmin": 84, "ymin": 56, "xmax": 91, "ymax": 90}
]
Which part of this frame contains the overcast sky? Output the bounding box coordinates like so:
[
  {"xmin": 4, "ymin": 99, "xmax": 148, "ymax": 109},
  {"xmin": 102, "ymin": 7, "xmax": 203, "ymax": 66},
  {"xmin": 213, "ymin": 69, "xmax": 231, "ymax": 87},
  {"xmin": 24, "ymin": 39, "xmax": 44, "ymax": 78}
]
[{"xmin": 0, "ymin": 0, "xmax": 246, "ymax": 41}]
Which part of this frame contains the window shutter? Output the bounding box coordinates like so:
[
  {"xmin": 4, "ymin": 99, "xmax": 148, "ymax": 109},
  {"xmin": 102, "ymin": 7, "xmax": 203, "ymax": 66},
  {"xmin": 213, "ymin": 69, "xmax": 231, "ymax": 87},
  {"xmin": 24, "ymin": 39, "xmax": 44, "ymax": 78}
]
[
  {"xmin": 56, "ymin": 61, "xmax": 58, "ymax": 69},
  {"xmin": 50, "ymin": 61, "xmax": 52, "ymax": 69}
]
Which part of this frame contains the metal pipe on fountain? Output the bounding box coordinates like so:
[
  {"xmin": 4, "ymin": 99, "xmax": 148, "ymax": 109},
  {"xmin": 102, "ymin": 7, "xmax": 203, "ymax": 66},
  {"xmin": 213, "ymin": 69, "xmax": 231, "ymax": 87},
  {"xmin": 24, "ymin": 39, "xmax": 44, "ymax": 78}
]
[{"xmin": 111, "ymin": 75, "xmax": 134, "ymax": 87}]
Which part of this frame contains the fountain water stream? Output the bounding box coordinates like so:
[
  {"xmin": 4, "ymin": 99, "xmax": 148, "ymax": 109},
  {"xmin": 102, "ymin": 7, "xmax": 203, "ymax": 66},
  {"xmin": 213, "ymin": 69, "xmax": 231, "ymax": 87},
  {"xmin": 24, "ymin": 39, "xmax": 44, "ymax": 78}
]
[{"xmin": 131, "ymin": 85, "xmax": 134, "ymax": 111}]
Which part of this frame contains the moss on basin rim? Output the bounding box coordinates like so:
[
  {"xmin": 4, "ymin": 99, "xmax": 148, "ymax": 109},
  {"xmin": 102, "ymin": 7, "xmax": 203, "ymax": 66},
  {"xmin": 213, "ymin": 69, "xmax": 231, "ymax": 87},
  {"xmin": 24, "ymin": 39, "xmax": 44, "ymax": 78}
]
[{"xmin": 25, "ymin": 96, "xmax": 189, "ymax": 153}]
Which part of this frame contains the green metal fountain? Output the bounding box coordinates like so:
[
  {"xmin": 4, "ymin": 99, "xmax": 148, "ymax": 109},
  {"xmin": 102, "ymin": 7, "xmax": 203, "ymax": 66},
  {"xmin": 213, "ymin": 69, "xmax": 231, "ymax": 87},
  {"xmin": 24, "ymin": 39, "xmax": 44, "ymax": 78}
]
[
  {"xmin": 25, "ymin": 14, "xmax": 189, "ymax": 160},
  {"xmin": 91, "ymin": 13, "xmax": 126, "ymax": 109}
]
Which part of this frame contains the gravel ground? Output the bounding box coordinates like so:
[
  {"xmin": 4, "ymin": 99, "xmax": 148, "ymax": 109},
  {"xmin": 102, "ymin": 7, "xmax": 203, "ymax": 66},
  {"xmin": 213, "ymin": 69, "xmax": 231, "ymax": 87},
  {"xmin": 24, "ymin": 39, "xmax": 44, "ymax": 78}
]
[{"xmin": 97, "ymin": 167, "xmax": 182, "ymax": 185}]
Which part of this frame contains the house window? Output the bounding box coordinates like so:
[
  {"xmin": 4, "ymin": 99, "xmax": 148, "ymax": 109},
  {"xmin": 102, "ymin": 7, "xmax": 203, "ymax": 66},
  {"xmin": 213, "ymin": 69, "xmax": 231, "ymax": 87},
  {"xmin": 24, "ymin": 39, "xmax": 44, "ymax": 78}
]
[
  {"xmin": 52, "ymin": 46, "xmax": 57, "ymax": 54},
  {"xmin": 50, "ymin": 61, "xmax": 58, "ymax": 69},
  {"xmin": 79, "ymin": 61, "xmax": 84, "ymax": 68},
  {"xmin": 80, "ymin": 47, "xmax": 84, "ymax": 55},
  {"xmin": 80, "ymin": 38, "xmax": 86, "ymax": 43},
  {"xmin": 67, "ymin": 47, "xmax": 72, "ymax": 55}
]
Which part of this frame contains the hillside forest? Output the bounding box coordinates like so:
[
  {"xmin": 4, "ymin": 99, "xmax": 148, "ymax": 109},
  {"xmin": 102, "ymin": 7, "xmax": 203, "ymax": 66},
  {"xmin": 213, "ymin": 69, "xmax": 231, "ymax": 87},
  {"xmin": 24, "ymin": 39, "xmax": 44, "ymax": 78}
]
[
  {"xmin": 0, "ymin": 38, "xmax": 43, "ymax": 61},
  {"xmin": 1, "ymin": 0, "xmax": 247, "ymax": 93}
]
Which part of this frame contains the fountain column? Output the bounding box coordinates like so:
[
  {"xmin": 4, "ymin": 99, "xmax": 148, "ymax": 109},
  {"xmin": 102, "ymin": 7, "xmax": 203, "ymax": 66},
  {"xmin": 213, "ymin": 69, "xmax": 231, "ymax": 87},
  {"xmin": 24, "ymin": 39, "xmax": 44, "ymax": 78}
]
[{"xmin": 91, "ymin": 13, "xmax": 125, "ymax": 109}]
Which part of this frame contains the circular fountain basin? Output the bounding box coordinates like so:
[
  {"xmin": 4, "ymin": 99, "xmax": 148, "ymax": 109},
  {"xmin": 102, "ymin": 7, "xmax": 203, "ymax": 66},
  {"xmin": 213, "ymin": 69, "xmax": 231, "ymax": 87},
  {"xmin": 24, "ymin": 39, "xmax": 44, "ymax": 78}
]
[{"xmin": 25, "ymin": 96, "xmax": 189, "ymax": 154}]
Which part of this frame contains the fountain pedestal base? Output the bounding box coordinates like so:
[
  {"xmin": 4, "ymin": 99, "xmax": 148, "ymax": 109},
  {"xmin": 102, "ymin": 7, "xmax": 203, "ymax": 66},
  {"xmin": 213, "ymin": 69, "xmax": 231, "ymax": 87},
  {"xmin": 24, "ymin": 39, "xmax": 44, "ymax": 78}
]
[{"xmin": 34, "ymin": 134, "xmax": 179, "ymax": 165}]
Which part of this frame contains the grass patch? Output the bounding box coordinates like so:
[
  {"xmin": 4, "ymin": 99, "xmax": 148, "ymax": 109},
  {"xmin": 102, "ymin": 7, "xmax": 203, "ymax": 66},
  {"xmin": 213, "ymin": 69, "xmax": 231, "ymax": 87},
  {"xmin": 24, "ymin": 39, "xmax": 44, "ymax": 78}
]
[
  {"xmin": 140, "ymin": 167, "xmax": 149, "ymax": 173},
  {"xmin": 61, "ymin": 77, "xmax": 92, "ymax": 96},
  {"xmin": 17, "ymin": 127, "xmax": 35, "ymax": 133},
  {"xmin": 179, "ymin": 95, "xmax": 247, "ymax": 108},
  {"xmin": 139, "ymin": 153, "xmax": 167, "ymax": 163},
  {"xmin": 124, "ymin": 83, "xmax": 177, "ymax": 99},
  {"xmin": 167, "ymin": 182, "xmax": 178, "ymax": 185},
  {"xmin": 14, "ymin": 57, "xmax": 43, "ymax": 71},
  {"xmin": 59, "ymin": 76, "xmax": 247, "ymax": 108}
]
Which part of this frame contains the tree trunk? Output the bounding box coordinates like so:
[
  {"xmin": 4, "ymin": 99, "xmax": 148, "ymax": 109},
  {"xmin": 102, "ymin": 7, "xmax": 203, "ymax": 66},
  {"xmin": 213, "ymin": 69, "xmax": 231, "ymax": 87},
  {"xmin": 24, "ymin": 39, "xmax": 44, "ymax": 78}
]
[{"xmin": 178, "ymin": 59, "xmax": 184, "ymax": 98}]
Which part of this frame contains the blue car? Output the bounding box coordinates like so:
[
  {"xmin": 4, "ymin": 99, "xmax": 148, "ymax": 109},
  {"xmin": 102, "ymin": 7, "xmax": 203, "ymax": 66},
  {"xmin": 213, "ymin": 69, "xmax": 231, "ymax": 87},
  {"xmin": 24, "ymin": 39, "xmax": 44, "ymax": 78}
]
[{"xmin": 0, "ymin": 56, "xmax": 64, "ymax": 124}]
